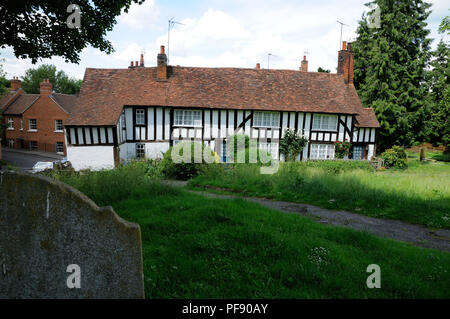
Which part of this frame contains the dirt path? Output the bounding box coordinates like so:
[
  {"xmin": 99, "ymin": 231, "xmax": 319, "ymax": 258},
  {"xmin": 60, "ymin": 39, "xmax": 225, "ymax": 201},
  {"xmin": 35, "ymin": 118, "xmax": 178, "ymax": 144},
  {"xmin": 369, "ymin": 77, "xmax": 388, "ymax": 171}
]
[{"xmin": 163, "ymin": 181, "xmax": 450, "ymax": 252}]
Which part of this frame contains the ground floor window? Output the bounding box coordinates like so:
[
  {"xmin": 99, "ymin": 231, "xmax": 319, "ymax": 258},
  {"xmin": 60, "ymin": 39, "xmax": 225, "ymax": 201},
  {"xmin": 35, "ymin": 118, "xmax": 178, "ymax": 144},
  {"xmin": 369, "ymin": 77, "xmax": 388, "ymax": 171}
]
[
  {"xmin": 56, "ymin": 142, "xmax": 64, "ymax": 154},
  {"xmin": 136, "ymin": 143, "xmax": 145, "ymax": 158},
  {"xmin": 8, "ymin": 139, "xmax": 14, "ymax": 148},
  {"xmin": 310, "ymin": 143, "xmax": 335, "ymax": 160},
  {"xmin": 29, "ymin": 141, "xmax": 38, "ymax": 151},
  {"xmin": 353, "ymin": 146, "xmax": 364, "ymax": 160}
]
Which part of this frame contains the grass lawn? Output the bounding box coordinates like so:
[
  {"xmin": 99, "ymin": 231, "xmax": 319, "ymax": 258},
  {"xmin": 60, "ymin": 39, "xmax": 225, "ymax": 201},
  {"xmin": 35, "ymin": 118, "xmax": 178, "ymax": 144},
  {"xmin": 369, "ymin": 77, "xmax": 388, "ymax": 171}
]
[
  {"xmin": 48, "ymin": 165, "xmax": 450, "ymax": 298},
  {"xmin": 190, "ymin": 157, "xmax": 450, "ymax": 229}
]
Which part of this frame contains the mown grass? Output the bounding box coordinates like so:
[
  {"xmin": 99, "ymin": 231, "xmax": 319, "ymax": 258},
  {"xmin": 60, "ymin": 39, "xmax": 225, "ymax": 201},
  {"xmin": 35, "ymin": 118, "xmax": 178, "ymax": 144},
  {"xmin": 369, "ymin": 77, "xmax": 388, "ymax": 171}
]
[
  {"xmin": 49, "ymin": 166, "xmax": 450, "ymax": 298},
  {"xmin": 190, "ymin": 159, "xmax": 450, "ymax": 229}
]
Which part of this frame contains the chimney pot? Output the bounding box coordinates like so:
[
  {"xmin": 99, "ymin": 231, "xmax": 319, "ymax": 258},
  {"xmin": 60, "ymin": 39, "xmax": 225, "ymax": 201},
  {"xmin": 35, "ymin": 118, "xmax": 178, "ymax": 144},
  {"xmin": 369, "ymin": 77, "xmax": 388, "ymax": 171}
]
[
  {"xmin": 131, "ymin": 61, "xmax": 134, "ymax": 67},
  {"xmin": 140, "ymin": 53, "xmax": 144, "ymax": 67},
  {"xmin": 157, "ymin": 44, "xmax": 168, "ymax": 80},
  {"xmin": 300, "ymin": 56, "xmax": 308, "ymax": 72},
  {"xmin": 160, "ymin": 45, "xmax": 165, "ymax": 54},
  {"xmin": 40, "ymin": 79, "xmax": 52, "ymax": 96},
  {"xmin": 10, "ymin": 77, "xmax": 22, "ymax": 91},
  {"xmin": 337, "ymin": 42, "xmax": 354, "ymax": 84},
  {"xmin": 256, "ymin": 63, "xmax": 260, "ymax": 70}
]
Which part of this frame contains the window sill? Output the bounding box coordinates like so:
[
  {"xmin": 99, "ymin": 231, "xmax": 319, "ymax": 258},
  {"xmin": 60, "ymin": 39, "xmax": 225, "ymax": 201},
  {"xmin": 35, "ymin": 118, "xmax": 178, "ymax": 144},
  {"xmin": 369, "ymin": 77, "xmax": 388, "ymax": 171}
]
[
  {"xmin": 54, "ymin": 130, "xmax": 64, "ymax": 133},
  {"xmin": 173, "ymin": 125, "xmax": 203, "ymax": 128},
  {"xmin": 28, "ymin": 130, "xmax": 38, "ymax": 132},
  {"xmin": 252, "ymin": 125, "xmax": 280, "ymax": 129},
  {"xmin": 7, "ymin": 128, "xmax": 14, "ymax": 131}
]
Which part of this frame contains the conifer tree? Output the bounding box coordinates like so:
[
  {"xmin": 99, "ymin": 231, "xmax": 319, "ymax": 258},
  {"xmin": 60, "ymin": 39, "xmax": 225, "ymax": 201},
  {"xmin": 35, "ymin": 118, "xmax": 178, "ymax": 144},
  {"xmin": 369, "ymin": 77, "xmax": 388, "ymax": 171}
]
[{"xmin": 353, "ymin": 0, "xmax": 432, "ymax": 151}]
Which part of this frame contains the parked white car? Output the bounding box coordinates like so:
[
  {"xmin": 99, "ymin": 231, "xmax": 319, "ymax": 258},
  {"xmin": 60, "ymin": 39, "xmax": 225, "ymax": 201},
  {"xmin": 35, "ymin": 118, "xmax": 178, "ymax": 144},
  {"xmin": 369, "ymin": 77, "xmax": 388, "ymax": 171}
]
[{"xmin": 31, "ymin": 161, "xmax": 54, "ymax": 173}]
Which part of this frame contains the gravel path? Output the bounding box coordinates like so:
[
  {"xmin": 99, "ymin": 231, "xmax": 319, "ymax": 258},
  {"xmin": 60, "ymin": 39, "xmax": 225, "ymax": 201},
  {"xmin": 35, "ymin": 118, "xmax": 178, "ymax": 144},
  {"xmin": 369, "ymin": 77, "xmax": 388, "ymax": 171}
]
[{"xmin": 163, "ymin": 181, "xmax": 450, "ymax": 252}]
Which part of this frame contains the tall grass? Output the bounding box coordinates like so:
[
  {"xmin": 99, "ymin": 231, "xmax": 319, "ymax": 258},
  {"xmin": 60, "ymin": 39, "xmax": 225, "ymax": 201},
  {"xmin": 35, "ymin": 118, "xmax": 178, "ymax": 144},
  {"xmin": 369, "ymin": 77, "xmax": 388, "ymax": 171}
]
[
  {"xmin": 190, "ymin": 160, "xmax": 450, "ymax": 228},
  {"xmin": 47, "ymin": 161, "xmax": 177, "ymax": 206}
]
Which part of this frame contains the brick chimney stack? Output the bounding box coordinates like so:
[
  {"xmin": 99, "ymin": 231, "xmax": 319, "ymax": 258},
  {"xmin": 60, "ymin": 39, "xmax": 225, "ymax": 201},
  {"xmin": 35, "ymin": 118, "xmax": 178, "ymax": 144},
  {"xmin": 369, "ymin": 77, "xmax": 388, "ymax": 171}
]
[
  {"xmin": 337, "ymin": 41, "xmax": 354, "ymax": 84},
  {"xmin": 300, "ymin": 56, "xmax": 308, "ymax": 72},
  {"xmin": 255, "ymin": 63, "xmax": 260, "ymax": 70},
  {"xmin": 10, "ymin": 76, "xmax": 21, "ymax": 91},
  {"xmin": 157, "ymin": 45, "xmax": 168, "ymax": 80},
  {"xmin": 40, "ymin": 79, "xmax": 53, "ymax": 96}
]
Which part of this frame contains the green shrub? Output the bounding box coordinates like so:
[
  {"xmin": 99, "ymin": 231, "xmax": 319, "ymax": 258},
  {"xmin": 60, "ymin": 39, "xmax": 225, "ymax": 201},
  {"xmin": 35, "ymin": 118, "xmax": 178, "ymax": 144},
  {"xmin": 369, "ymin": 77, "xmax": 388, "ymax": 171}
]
[
  {"xmin": 382, "ymin": 146, "xmax": 408, "ymax": 169},
  {"xmin": 160, "ymin": 141, "xmax": 219, "ymax": 180},
  {"xmin": 279, "ymin": 129, "xmax": 307, "ymax": 161},
  {"xmin": 334, "ymin": 140, "xmax": 352, "ymax": 159}
]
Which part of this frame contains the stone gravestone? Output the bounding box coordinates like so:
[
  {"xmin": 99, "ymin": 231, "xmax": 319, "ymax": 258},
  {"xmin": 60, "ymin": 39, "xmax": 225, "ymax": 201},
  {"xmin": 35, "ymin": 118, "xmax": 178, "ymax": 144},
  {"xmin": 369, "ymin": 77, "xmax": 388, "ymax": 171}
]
[{"xmin": 0, "ymin": 171, "xmax": 144, "ymax": 298}]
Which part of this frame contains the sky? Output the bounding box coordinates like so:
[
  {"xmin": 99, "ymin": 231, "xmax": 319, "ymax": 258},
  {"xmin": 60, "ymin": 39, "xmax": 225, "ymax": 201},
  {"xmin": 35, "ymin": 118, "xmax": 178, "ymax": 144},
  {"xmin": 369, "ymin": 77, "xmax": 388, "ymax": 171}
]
[{"xmin": 1, "ymin": 0, "xmax": 448, "ymax": 80}]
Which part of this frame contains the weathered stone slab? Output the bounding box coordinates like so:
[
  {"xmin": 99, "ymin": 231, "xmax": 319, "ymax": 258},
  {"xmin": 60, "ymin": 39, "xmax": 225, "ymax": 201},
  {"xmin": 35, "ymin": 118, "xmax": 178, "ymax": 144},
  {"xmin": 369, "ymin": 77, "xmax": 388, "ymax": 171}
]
[{"xmin": 0, "ymin": 171, "xmax": 144, "ymax": 298}]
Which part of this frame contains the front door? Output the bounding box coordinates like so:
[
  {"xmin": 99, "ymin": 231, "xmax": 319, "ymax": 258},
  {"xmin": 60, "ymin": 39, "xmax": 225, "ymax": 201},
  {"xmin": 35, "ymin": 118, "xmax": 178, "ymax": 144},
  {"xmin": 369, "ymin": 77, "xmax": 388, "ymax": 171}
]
[{"xmin": 353, "ymin": 146, "xmax": 364, "ymax": 160}]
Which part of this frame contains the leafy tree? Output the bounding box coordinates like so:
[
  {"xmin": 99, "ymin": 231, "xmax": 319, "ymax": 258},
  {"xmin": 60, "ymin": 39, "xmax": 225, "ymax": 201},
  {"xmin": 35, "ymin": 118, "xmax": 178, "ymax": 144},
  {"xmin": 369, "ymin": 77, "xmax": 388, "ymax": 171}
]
[
  {"xmin": 317, "ymin": 67, "xmax": 331, "ymax": 73},
  {"xmin": 280, "ymin": 129, "xmax": 307, "ymax": 162},
  {"xmin": 353, "ymin": 0, "xmax": 432, "ymax": 151},
  {"xmin": 21, "ymin": 64, "xmax": 82, "ymax": 94},
  {"xmin": 0, "ymin": 0, "xmax": 144, "ymax": 64}
]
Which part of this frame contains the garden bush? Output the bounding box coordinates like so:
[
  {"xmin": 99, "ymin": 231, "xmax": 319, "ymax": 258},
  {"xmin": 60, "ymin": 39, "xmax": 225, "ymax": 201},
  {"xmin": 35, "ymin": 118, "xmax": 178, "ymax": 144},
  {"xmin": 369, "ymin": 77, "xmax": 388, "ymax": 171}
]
[
  {"xmin": 382, "ymin": 146, "xmax": 408, "ymax": 169},
  {"xmin": 160, "ymin": 141, "xmax": 219, "ymax": 180}
]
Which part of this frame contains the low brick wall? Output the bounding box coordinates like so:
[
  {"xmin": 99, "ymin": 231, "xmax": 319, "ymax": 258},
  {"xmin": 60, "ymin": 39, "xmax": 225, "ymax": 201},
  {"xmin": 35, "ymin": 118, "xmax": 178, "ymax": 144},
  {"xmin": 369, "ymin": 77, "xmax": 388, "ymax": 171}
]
[{"xmin": 0, "ymin": 171, "xmax": 144, "ymax": 298}]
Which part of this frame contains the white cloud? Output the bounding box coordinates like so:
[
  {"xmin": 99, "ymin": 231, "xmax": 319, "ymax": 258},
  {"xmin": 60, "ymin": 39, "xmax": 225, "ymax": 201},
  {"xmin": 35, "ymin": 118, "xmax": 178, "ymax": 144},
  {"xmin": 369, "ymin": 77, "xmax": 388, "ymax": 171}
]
[{"xmin": 117, "ymin": 0, "xmax": 159, "ymax": 29}]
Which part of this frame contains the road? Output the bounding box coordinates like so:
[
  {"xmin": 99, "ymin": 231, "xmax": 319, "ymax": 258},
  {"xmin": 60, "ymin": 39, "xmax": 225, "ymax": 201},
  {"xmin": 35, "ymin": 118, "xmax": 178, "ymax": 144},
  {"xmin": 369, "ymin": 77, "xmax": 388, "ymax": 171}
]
[{"xmin": 2, "ymin": 149, "xmax": 62, "ymax": 171}]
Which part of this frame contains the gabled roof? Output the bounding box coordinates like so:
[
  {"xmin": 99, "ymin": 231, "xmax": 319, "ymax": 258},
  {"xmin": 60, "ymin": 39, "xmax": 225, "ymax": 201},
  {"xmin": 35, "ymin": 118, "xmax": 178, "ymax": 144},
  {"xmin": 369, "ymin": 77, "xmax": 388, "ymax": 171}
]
[
  {"xmin": 355, "ymin": 108, "xmax": 380, "ymax": 128},
  {"xmin": 0, "ymin": 89, "xmax": 21, "ymax": 111},
  {"xmin": 66, "ymin": 66, "xmax": 367, "ymax": 126},
  {"xmin": 52, "ymin": 93, "xmax": 78, "ymax": 114},
  {"xmin": 2, "ymin": 92, "xmax": 78, "ymax": 115},
  {"xmin": 3, "ymin": 94, "xmax": 39, "ymax": 115}
]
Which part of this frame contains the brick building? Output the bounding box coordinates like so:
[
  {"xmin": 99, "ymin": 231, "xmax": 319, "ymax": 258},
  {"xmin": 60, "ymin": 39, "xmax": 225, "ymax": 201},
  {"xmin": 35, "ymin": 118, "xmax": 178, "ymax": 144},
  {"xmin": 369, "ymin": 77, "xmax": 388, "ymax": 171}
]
[{"xmin": 1, "ymin": 79, "xmax": 77, "ymax": 155}]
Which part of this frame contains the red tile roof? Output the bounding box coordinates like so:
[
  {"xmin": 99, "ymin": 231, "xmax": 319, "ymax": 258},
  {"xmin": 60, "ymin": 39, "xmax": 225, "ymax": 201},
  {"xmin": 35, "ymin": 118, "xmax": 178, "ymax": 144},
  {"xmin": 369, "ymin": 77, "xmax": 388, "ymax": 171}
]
[
  {"xmin": 2, "ymin": 92, "xmax": 78, "ymax": 115},
  {"xmin": 66, "ymin": 66, "xmax": 375, "ymax": 126},
  {"xmin": 3, "ymin": 94, "xmax": 39, "ymax": 115},
  {"xmin": 355, "ymin": 108, "xmax": 380, "ymax": 128},
  {"xmin": 52, "ymin": 93, "xmax": 78, "ymax": 114}
]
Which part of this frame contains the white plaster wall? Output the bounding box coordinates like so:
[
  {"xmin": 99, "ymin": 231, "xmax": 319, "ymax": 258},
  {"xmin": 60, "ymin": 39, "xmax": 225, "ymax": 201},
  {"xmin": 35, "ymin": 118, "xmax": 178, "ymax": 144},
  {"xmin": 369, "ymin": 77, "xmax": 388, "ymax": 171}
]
[
  {"xmin": 146, "ymin": 142, "xmax": 169, "ymax": 159},
  {"xmin": 67, "ymin": 146, "xmax": 114, "ymax": 171},
  {"xmin": 368, "ymin": 144, "xmax": 375, "ymax": 160}
]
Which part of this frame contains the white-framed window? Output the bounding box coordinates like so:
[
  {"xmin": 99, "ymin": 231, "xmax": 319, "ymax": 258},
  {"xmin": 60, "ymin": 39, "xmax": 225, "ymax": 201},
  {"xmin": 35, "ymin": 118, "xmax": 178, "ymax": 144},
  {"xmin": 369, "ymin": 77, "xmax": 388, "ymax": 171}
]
[
  {"xmin": 8, "ymin": 139, "xmax": 14, "ymax": 148},
  {"xmin": 310, "ymin": 144, "xmax": 335, "ymax": 160},
  {"xmin": 20, "ymin": 119, "xmax": 23, "ymax": 130},
  {"xmin": 55, "ymin": 120, "xmax": 63, "ymax": 132},
  {"xmin": 136, "ymin": 143, "xmax": 145, "ymax": 158},
  {"xmin": 56, "ymin": 142, "xmax": 64, "ymax": 154},
  {"xmin": 312, "ymin": 114, "xmax": 338, "ymax": 131},
  {"xmin": 259, "ymin": 142, "xmax": 278, "ymax": 157},
  {"xmin": 174, "ymin": 109, "xmax": 202, "ymax": 127},
  {"xmin": 29, "ymin": 141, "xmax": 38, "ymax": 151},
  {"xmin": 136, "ymin": 109, "xmax": 145, "ymax": 125},
  {"xmin": 29, "ymin": 119, "xmax": 37, "ymax": 131},
  {"xmin": 253, "ymin": 111, "xmax": 280, "ymax": 128},
  {"xmin": 7, "ymin": 118, "xmax": 14, "ymax": 130}
]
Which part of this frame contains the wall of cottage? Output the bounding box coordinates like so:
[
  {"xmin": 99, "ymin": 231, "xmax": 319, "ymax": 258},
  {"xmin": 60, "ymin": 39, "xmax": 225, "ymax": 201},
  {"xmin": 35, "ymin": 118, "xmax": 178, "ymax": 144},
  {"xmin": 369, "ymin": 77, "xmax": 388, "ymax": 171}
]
[{"xmin": 65, "ymin": 106, "xmax": 377, "ymax": 169}]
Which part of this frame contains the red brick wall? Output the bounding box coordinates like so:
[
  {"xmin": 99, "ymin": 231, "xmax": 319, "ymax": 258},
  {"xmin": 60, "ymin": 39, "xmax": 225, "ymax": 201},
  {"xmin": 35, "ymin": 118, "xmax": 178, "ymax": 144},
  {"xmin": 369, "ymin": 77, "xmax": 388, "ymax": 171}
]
[{"xmin": 4, "ymin": 95, "xmax": 68, "ymax": 154}]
